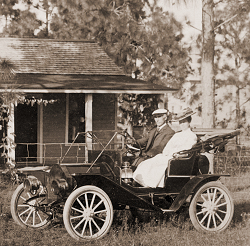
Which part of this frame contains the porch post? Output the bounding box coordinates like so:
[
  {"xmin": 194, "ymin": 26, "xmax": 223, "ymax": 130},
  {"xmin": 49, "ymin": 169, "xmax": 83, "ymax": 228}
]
[
  {"xmin": 37, "ymin": 103, "xmax": 43, "ymax": 164},
  {"xmin": 7, "ymin": 103, "xmax": 15, "ymax": 164},
  {"xmin": 85, "ymin": 94, "xmax": 92, "ymax": 162}
]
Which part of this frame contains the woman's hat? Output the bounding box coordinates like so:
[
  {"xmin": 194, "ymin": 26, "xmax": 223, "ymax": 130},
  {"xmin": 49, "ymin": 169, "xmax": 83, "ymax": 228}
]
[{"xmin": 173, "ymin": 107, "xmax": 195, "ymax": 121}]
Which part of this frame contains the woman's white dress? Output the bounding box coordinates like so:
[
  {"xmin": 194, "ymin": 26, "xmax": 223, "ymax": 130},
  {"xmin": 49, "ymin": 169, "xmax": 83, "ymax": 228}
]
[{"xmin": 133, "ymin": 128, "xmax": 197, "ymax": 188}]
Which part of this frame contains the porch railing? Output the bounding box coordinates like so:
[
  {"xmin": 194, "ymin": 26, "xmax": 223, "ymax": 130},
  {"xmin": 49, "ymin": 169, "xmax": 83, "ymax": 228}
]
[
  {"xmin": 15, "ymin": 141, "xmax": 124, "ymax": 167},
  {"xmin": 12, "ymin": 130, "xmax": 125, "ymax": 167}
]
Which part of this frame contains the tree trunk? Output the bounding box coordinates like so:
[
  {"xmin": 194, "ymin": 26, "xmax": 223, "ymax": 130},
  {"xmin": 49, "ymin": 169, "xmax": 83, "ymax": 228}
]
[
  {"xmin": 46, "ymin": 10, "xmax": 49, "ymax": 37},
  {"xmin": 5, "ymin": 15, "xmax": 8, "ymax": 29},
  {"xmin": 235, "ymin": 61, "xmax": 241, "ymax": 129},
  {"xmin": 201, "ymin": 0, "xmax": 215, "ymax": 128},
  {"xmin": 236, "ymin": 87, "xmax": 240, "ymax": 128}
]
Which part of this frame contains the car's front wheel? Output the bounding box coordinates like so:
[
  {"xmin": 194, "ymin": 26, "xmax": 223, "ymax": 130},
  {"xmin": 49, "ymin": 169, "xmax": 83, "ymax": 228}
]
[
  {"xmin": 189, "ymin": 181, "xmax": 234, "ymax": 232},
  {"xmin": 63, "ymin": 185, "xmax": 113, "ymax": 241},
  {"xmin": 11, "ymin": 183, "xmax": 51, "ymax": 229}
]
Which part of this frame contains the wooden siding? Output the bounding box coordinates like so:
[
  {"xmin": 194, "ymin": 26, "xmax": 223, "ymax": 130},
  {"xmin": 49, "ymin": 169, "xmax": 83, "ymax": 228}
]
[
  {"xmin": 43, "ymin": 93, "xmax": 66, "ymax": 163},
  {"xmin": 93, "ymin": 94, "xmax": 115, "ymax": 131},
  {"xmin": 43, "ymin": 94, "xmax": 66, "ymax": 143},
  {"xmin": 92, "ymin": 94, "xmax": 116, "ymax": 147}
]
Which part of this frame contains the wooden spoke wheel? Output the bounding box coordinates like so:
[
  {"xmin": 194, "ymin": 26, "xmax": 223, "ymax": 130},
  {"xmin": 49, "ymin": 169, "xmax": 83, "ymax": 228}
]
[
  {"xmin": 63, "ymin": 185, "xmax": 113, "ymax": 241},
  {"xmin": 189, "ymin": 181, "xmax": 234, "ymax": 232},
  {"xmin": 11, "ymin": 184, "xmax": 51, "ymax": 229}
]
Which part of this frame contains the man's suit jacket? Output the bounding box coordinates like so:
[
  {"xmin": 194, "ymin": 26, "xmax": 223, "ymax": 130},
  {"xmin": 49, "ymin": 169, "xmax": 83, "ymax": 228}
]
[{"xmin": 137, "ymin": 124, "xmax": 175, "ymax": 158}]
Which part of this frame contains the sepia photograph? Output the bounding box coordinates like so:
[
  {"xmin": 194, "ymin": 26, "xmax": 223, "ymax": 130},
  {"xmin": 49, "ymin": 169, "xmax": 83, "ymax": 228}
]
[{"xmin": 0, "ymin": 0, "xmax": 250, "ymax": 245}]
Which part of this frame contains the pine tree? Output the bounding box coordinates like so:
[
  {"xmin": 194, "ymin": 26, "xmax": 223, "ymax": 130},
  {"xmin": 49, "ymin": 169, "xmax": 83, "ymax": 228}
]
[
  {"xmin": 3, "ymin": 10, "xmax": 41, "ymax": 37},
  {"xmin": 0, "ymin": 0, "xmax": 18, "ymax": 30},
  {"xmin": 215, "ymin": 0, "xmax": 250, "ymax": 128}
]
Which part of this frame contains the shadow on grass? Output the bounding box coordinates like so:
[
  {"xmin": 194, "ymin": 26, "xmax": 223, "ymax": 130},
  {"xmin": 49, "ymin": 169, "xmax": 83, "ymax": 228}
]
[
  {"xmin": 232, "ymin": 200, "xmax": 250, "ymax": 225},
  {"xmin": 112, "ymin": 209, "xmax": 167, "ymax": 232},
  {"xmin": 112, "ymin": 200, "xmax": 250, "ymax": 233},
  {"xmin": 112, "ymin": 207, "xmax": 193, "ymax": 234}
]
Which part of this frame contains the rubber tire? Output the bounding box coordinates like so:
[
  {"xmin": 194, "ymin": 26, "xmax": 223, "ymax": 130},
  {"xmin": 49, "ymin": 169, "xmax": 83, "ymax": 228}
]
[
  {"xmin": 189, "ymin": 181, "xmax": 234, "ymax": 232},
  {"xmin": 63, "ymin": 185, "xmax": 113, "ymax": 241},
  {"xmin": 11, "ymin": 183, "xmax": 51, "ymax": 229}
]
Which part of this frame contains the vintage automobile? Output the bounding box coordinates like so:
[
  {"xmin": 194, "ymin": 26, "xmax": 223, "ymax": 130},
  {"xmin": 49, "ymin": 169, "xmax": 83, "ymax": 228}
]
[{"xmin": 10, "ymin": 129, "xmax": 240, "ymax": 241}]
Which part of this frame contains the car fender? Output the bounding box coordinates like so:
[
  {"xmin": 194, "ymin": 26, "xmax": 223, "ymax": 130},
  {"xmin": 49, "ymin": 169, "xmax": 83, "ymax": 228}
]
[
  {"xmin": 16, "ymin": 166, "xmax": 50, "ymax": 186},
  {"xmin": 169, "ymin": 175, "xmax": 222, "ymax": 212},
  {"xmin": 73, "ymin": 174, "xmax": 162, "ymax": 211}
]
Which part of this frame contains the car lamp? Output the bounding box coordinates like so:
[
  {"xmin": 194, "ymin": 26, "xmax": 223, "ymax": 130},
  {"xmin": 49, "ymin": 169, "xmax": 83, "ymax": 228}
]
[
  {"xmin": 121, "ymin": 161, "xmax": 133, "ymax": 184},
  {"xmin": 23, "ymin": 176, "xmax": 41, "ymax": 192},
  {"xmin": 51, "ymin": 179, "xmax": 68, "ymax": 195}
]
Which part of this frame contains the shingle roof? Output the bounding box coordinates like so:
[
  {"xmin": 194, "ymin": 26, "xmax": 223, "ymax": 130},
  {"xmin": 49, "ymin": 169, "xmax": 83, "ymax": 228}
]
[
  {"xmin": 0, "ymin": 38, "xmax": 177, "ymax": 93},
  {"xmin": 0, "ymin": 38, "xmax": 124, "ymax": 75}
]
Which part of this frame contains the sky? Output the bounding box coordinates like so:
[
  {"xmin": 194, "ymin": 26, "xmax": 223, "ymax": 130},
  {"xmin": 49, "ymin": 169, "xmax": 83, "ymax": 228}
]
[{"xmin": 159, "ymin": 0, "xmax": 202, "ymax": 42}]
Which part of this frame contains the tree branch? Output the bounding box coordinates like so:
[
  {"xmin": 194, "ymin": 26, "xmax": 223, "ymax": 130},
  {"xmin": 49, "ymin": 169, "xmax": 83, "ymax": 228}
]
[
  {"xmin": 214, "ymin": 14, "xmax": 238, "ymax": 31},
  {"xmin": 186, "ymin": 21, "xmax": 202, "ymax": 32}
]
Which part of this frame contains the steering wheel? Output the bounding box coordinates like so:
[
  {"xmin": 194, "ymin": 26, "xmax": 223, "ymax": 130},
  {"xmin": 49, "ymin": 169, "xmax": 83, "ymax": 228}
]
[
  {"xmin": 126, "ymin": 144, "xmax": 141, "ymax": 152},
  {"xmin": 119, "ymin": 129, "xmax": 143, "ymax": 156}
]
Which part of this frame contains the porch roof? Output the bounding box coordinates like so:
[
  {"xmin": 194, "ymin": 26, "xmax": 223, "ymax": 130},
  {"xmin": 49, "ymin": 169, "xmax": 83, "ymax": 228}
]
[
  {"xmin": 0, "ymin": 38, "xmax": 177, "ymax": 94},
  {"xmin": 0, "ymin": 74, "xmax": 176, "ymax": 94}
]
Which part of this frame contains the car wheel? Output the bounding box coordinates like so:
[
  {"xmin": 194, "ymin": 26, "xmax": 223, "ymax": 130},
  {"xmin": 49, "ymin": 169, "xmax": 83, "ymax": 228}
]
[
  {"xmin": 63, "ymin": 185, "xmax": 113, "ymax": 241},
  {"xmin": 11, "ymin": 183, "xmax": 51, "ymax": 229},
  {"xmin": 189, "ymin": 181, "xmax": 234, "ymax": 232}
]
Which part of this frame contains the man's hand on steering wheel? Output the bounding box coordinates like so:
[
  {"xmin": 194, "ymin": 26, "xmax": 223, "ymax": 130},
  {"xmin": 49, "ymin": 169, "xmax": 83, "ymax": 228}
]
[
  {"xmin": 119, "ymin": 129, "xmax": 143, "ymax": 156},
  {"xmin": 126, "ymin": 144, "xmax": 141, "ymax": 152},
  {"xmin": 126, "ymin": 144, "xmax": 141, "ymax": 157}
]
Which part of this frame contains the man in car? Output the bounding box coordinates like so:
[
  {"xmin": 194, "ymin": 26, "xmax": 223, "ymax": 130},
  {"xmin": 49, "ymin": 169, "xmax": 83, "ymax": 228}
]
[{"xmin": 132, "ymin": 108, "xmax": 175, "ymax": 168}]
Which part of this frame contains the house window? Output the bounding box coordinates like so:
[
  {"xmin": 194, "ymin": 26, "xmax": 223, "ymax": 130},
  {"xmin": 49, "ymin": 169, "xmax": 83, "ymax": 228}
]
[{"xmin": 67, "ymin": 94, "xmax": 85, "ymax": 143}]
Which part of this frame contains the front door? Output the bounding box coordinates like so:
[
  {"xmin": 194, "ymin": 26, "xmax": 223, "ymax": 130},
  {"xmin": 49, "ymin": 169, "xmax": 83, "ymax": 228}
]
[{"xmin": 15, "ymin": 103, "xmax": 37, "ymax": 162}]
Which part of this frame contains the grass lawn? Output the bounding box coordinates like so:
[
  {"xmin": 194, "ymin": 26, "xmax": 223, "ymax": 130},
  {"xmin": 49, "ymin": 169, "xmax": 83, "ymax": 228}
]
[{"xmin": 1, "ymin": 176, "xmax": 250, "ymax": 246}]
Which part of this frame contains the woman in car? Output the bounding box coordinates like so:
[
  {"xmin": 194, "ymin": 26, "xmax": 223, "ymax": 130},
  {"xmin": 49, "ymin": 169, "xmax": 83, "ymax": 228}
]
[{"xmin": 133, "ymin": 107, "xmax": 197, "ymax": 188}]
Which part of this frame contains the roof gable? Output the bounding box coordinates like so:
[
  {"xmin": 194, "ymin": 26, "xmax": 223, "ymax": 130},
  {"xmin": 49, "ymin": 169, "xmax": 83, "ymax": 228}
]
[{"xmin": 0, "ymin": 38, "xmax": 124, "ymax": 75}]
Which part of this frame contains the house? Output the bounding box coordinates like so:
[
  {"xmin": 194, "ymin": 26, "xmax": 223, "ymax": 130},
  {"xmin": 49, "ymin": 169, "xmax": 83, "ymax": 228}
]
[{"xmin": 0, "ymin": 38, "xmax": 176, "ymax": 166}]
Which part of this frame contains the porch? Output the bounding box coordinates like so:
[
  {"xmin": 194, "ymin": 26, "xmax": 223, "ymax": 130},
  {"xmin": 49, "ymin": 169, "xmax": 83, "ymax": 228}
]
[{"xmin": 14, "ymin": 130, "xmax": 125, "ymax": 167}]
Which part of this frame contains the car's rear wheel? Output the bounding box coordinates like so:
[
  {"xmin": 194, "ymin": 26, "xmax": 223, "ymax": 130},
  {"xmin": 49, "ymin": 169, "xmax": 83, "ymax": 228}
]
[
  {"xmin": 63, "ymin": 185, "xmax": 113, "ymax": 241},
  {"xmin": 189, "ymin": 181, "xmax": 234, "ymax": 232},
  {"xmin": 11, "ymin": 183, "xmax": 51, "ymax": 229}
]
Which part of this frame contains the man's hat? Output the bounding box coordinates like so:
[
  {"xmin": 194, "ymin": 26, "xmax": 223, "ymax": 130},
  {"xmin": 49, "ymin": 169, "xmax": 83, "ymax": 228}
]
[
  {"xmin": 152, "ymin": 108, "xmax": 168, "ymax": 115},
  {"xmin": 173, "ymin": 107, "xmax": 195, "ymax": 121}
]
